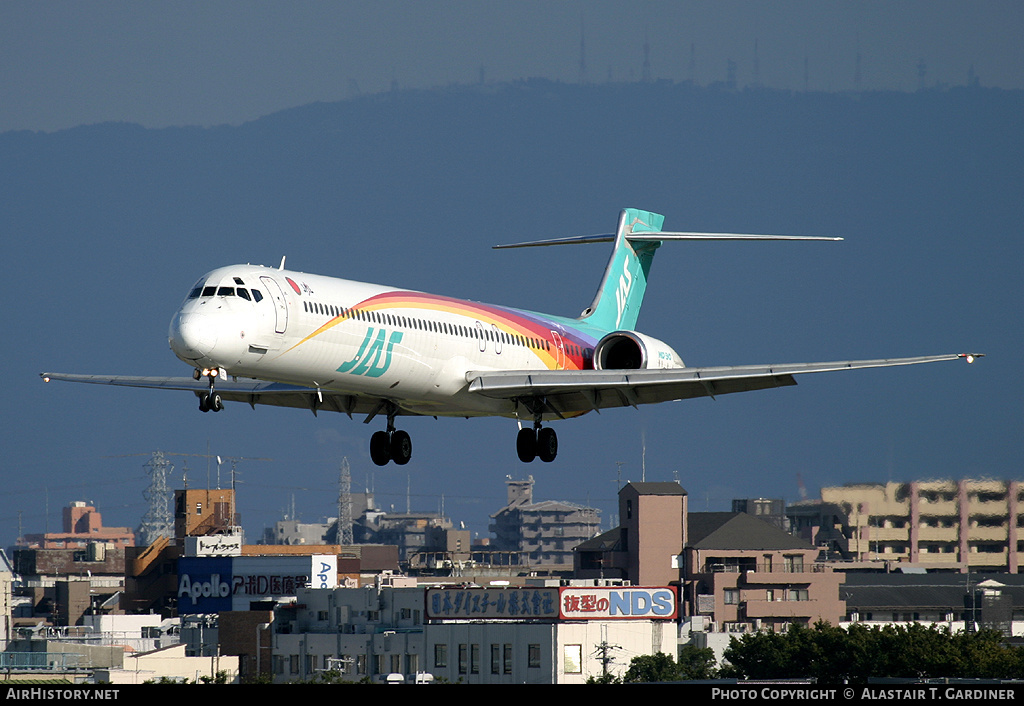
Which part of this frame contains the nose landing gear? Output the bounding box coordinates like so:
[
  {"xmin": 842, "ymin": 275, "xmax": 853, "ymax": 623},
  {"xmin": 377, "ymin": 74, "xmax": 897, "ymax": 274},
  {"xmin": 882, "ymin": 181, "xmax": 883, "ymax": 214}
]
[{"xmin": 196, "ymin": 367, "xmax": 225, "ymax": 413}]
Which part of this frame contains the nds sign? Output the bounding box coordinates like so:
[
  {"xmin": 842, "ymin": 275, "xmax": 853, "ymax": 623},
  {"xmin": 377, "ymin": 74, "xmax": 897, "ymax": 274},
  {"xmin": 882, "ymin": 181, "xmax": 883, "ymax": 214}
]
[{"xmin": 559, "ymin": 586, "xmax": 677, "ymax": 620}]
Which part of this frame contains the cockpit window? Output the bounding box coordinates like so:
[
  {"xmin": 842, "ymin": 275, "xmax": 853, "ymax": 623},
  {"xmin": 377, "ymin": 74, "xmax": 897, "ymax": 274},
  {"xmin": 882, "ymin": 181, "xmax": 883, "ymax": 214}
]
[
  {"xmin": 251, "ymin": 289, "xmax": 264, "ymax": 302},
  {"xmin": 217, "ymin": 287, "xmax": 235, "ymax": 297},
  {"xmin": 202, "ymin": 286, "xmax": 216, "ymax": 297},
  {"xmin": 188, "ymin": 286, "xmax": 203, "ymax": 299},
  {"xmin": 237, "ymin": 288, "xmax": 251, "ymax": 301},
  {"xmin": 233, "ymin": 277, "xmax": 245, "ymax": 285}
]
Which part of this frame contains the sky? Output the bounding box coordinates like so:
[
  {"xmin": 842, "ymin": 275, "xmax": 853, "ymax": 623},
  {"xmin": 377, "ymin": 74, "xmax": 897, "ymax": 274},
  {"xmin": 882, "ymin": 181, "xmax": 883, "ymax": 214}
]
[
  {"xmin": 2, "ymin": 1, "xmax": 1023, "ymax": 133},
  {"xmin": 1, "ymin": 2, "xmax": 1021, "ymax": 548}
]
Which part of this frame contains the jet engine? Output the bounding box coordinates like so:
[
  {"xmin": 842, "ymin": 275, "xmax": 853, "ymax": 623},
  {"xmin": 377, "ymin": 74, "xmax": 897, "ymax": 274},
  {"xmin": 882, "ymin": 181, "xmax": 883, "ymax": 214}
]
[{"xmin": 592, "ymin": 331, "xmax": 684, "ymax": 370}]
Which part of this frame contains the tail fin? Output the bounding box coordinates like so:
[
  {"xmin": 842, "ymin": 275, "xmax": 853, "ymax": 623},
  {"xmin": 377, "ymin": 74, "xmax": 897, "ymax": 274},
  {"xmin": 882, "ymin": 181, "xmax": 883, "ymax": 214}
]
[
  {"xmin": 579, "ymin": 208, "xmax": 663, "ymax": 331},
  {"xmin": 492, "ymin": 208, "xmax": 840, "ymax": 332}
]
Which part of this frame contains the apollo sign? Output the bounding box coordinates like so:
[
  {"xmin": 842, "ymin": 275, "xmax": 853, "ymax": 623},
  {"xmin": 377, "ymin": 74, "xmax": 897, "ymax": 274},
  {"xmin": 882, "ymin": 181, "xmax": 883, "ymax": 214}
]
[
  {"xmin": 559, "ymin": 586, "xmax": 677, "ymax": 620},
  {"xmin": 176, "ymin": 555, "xmax": 338, "ymax": 613},
  {"xmin": 178, "ymin": 573, "xmax": 231, "ymax": 600}
]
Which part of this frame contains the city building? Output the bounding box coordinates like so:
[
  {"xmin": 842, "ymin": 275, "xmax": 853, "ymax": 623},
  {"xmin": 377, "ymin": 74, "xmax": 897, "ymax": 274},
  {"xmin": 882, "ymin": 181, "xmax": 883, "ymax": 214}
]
[
  {"xmin": 12, "ymin": 546, "xmax": 126, "ymax": 626},
  {"xmin": 574, "ymin": 481, "xmax": 687, "ymax": 585},
  {"xmin": 267, "ymin": 576, "xmax": 676, "ymax": 684},
  {"xmin": 732, "ymin": 497, "xmax": 788, "ymax": 531},
  {"xmin": 841, "ymin": 572, "xmax": 1024, "ymax": 637},
  {"xmin": 683, "ymin": 512, "xmax": 846, "ymax": 633},
  {"xmin": 818, "ymin": 479, "xmax": 1024, "ymax": 571},
  {"xmin": 489, "ymin": 476, "xmax": 601, "ymax": 572},
  {"xmin": 20, "ymin": 501, "xmax": 134, "ymax": 550},
  {"xmin": 575, "ymin": 482, "xmax": 846, "ymax": 635},
  {"xmin": 175, "ymin": 488, "xmax": 239, "ymax": 538}
]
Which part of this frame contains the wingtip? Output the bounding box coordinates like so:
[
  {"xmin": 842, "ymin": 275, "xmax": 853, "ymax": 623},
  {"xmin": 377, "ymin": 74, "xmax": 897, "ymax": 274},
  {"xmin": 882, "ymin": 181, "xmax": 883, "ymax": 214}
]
[{"xmin": 959, "ymin": 353, "xmax": 985, "ymax": 363}]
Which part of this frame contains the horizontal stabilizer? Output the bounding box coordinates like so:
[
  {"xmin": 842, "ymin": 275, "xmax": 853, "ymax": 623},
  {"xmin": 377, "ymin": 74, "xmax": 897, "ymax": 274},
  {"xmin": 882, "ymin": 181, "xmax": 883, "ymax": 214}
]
[{"xmin": 494, "ymin": 231, "xmax": 840, "ymax": 249}]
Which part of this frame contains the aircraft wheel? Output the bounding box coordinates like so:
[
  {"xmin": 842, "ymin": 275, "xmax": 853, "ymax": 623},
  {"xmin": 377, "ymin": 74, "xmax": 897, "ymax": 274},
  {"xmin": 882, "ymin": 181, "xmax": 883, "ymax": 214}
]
[
  {"xmin": 370, "ymin": 431, "xmax": 391, "ymax": 466},
  {"xmin": 516, "ymin": 428, "xmax": 537, "ymax": 463},
  {"xmin": 537, "ymin": 427, "xmax": 558, "ymax": 463},
  {"xmin": 209, "ymin": 393, "xmax": 223, "ymax": 412},
  {"xmin": 198, "ymin": 395, "xmax": 210, "ymax": 413},
  {"xmin": 391, "ymin": 430, "xmax": 412, "ymax": 465}
]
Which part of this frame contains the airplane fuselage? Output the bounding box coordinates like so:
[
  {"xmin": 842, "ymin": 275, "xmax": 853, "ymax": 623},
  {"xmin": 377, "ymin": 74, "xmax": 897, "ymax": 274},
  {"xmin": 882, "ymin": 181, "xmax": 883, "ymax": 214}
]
[{"xmin": 168, "ymin": 264, "xmax": 681, "ymax": 420}]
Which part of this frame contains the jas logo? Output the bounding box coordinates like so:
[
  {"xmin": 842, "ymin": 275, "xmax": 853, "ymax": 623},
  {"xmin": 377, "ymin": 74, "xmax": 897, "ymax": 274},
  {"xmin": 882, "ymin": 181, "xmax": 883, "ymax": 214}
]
[{"xmin": 337, "ymin": 327, "xmax": 404, "ymax": 378}]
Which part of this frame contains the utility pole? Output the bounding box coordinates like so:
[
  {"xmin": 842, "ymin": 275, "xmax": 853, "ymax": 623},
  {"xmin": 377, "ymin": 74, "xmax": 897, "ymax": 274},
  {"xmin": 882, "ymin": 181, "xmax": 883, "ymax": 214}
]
[{"xmin": 592, "ymin": 624, "xmax": 621, "ymax": 680}]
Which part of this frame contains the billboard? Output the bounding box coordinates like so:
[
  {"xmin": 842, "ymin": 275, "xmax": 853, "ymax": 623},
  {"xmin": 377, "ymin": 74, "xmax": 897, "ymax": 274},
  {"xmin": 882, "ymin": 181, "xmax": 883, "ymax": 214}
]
[
  {"xmin": 425, "ymin": 587, "xmax": 559, "ymax": 620},
  {"xmin": 177, "ymin": 555, "xmax": 337, "ymax": 613},
  {"xmin": 559, "ymin": 586, "xmax": 678, "ymax": 620},
  {"xmin": 424, "ymin": 585, "xmax": 678, "ymax": 621}
]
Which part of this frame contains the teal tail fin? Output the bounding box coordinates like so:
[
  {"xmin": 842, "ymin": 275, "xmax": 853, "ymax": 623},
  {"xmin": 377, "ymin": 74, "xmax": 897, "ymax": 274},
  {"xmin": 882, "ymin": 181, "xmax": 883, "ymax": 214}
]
[
  {"xmin": 491, "ymin": 207, "xmax": 839, "ymax": 332},
  {"xmin": 578, "ymin": 208, "xmax": 664, "ymax": 331}
]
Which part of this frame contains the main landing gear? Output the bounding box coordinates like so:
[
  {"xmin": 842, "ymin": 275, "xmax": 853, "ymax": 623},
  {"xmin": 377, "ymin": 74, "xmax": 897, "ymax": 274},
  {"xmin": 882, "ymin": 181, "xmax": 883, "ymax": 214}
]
[
  {"xmin": 195, "ymin": 367, "xmax": 224, "ymax": 413},
  {"xmin": 369, "ymin": 410, "xmax": 412, "ymax": 466},
  {"xmin": 516, "ymin": 424, "xmax": 558, "ymax": 463}
]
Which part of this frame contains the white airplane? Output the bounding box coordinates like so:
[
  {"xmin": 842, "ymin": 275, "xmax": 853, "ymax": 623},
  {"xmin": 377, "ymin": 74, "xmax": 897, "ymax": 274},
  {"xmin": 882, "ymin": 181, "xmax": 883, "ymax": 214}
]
[{"xmin": 42, "ymin": 208, "xmax": 980, "ymax": 466}]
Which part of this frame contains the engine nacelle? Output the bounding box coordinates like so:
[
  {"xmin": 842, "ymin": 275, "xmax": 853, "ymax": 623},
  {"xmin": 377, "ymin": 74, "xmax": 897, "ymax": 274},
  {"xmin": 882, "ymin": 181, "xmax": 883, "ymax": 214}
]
[{"xmin": 592, "ymin": 331, "xmax": 685, "ymax": 370}]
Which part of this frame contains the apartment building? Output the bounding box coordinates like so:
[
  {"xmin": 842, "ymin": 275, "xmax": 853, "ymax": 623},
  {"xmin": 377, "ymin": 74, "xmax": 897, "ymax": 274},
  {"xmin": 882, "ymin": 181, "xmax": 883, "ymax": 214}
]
[
  {"xmin": 820, "ymin": 479, "xmax": 1023, "ymax": 571},
  {"xmin": 489, "ymin": 476, "xmax": 601, "ymax": 571}
]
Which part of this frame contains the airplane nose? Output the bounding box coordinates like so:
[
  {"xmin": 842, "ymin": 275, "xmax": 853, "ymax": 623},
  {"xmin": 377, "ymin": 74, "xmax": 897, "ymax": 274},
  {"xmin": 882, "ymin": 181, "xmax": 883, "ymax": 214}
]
[{"xmin": 169, "ymin": 312, "xmax": 218, "ymax": 360}]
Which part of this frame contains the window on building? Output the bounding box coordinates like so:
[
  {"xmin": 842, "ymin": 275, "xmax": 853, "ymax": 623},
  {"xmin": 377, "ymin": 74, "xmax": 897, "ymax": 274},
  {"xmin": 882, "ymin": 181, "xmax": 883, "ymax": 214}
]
[
  {"xmin": 471, "ymin": 644, "xmax": 480, "ymax": 674},
  {"xmin": 458, "ymin": 644, "xmax": 468, "ymax": 674},
  {"xmin": 528, "ymin": 644, "xmax": 541, "ymax": 669},
  {"xmin": 564, "ymin": 644, "xmax": 582, "ymax": 674},
  {"xmin": 504, "ymin": 644, "xmax": 513, "ymax": 674},
  {"xmin": 434, "ymin": 644, "xmax": 447, "ymax": 669},
  {"xmin": 783, "ymin": 554, "xmax": 804, "ymax": 573},
  {"xmin": 491, "ymin": 644, "xmax": 501, "ymax": 674},
  {"xmin": 724, "ymin": 589, "xmax": 740, "ymax": 605}
]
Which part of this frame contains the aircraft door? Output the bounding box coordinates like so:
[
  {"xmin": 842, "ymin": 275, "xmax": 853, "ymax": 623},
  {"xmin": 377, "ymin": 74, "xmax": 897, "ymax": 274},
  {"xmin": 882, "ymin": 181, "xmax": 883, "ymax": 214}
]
[
  {"xmin": 260, "ymin": 276, "xmax": 289, "ymax": 334},
  {"xmin": 551, "ymin": 330, "xmax": 566, "ymax": 369}
]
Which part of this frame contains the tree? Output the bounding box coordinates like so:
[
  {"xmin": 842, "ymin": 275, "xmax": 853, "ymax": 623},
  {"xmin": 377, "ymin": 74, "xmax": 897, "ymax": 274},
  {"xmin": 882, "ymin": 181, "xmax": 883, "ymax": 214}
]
[
  {"xmin": 677, "ymin": 644, "xmax": 718, "ymax": 680},
  {"xmin": 721, "ymin": 621, "xmax": 1024, "ymax": 682},
  {"xmin": 622, "ymin": 653, "xmax": 684, "ymax": 683}
]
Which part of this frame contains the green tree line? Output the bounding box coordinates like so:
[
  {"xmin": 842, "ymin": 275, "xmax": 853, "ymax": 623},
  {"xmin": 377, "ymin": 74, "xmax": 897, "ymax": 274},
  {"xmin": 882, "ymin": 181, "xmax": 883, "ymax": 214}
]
[{"xmin": 592, "ymin": 622, "xmax": 1024, "ymax": 683}]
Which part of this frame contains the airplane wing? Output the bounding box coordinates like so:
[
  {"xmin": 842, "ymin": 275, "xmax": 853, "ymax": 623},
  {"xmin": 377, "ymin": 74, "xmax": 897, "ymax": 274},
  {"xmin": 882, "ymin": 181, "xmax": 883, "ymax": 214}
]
[
  {"xmin": 39, "ymin": 373, "xmax": 414, "ymax": 419},
  {"xmin": 466, "ymin": 354, "xmax": 981, "ymax": 417}
]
